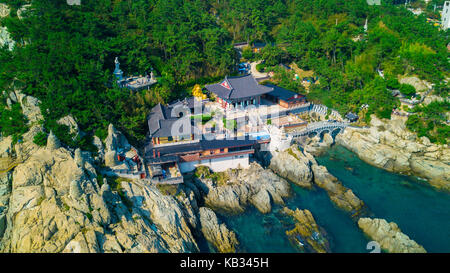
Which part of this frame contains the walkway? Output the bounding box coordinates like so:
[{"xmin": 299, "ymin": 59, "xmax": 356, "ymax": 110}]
[{"xmin": 288, "ymin": 121, "xmax": 349, "ymax": 137}]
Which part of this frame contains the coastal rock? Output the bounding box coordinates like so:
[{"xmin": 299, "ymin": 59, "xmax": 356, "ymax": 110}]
[
  {"xmin": 269, "ymin": 145, "xmax": 314, "ymax": 188},
  {"xmin": 282, "ymin": 207, "xmax": 330, "ymax": 253},
  {"xmin": 192, "ymin": 162, "xmax": 290, "ymax": 214},
  {"xmin": 358, "ymin": 218, "xmax": 426, "ymax": 253},
  {"xmin": 310, "ymin": 162, "xmax": 365, "ymax": 217},
  {"xmin": 104, "ymin": 124, "xmax": 134, "ymax": 167},
  {"xmin": 251, "ymin": 188, "xmax": 272, "ymax": 214},
  {"xmin": 199, "ymin": 207, "xmax": 239, "ymax": 253},
  {"xmin": 302, "ymin": 133, "xmax": 334, "ymax": 156},
  {"xmin": 1, "ymin": 137, "xmax": 200, "ymax": 253},
  {"xmin": 336, "ymin": 115, "xmax": 450, "ymax": 191}
]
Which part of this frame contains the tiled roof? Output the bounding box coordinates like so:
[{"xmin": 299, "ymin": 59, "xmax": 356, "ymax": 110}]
[
  {"xmin": 148, "ymin": 102, "xmax": 195, "ymax": 138},
  {"xmin": 205, "ymin": 74, "xmax": 273, "ymax": 100},
  {"xmin": 265, "ymin": 84, "xmax": 305, "ymax": 102}
]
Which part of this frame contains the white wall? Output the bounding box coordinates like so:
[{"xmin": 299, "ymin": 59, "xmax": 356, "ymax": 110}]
[
  {"xmin": 443, "ymin": 1, "xmax": 450, "ymax": 30},
  {"xmin": 179, "ymin": 154, "xmax": 250, "ymax": 173}
]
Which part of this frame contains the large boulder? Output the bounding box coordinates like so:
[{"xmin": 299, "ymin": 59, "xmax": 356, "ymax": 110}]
[
  {"xmin": 269, "ymin": 145, "xmax": 314, "ymax": 188},
  {"xmin": 199, "ymin": 207, "xmax": 239, "ymax": 253},
  {"xmin": 358, "ymin": 218, "xmax": 426, "ymax": 253}
]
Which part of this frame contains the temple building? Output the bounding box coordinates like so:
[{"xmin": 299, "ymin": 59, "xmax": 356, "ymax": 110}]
[
  {"xmin": 264, "ymin": 84, "xmax": 307, "ymax": 108},
  {"xmin": 205, "ymin": 74, "xmax": 274, "ymax": 109},
  {"xmin": 144, "ymin": 99, "xmax": 261, "ymax": 183}
]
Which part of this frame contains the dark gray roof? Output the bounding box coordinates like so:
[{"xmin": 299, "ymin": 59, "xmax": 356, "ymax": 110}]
[
  {"xmin": 168, "ymin": 97, "xmax": 206, "ymax": 110},
  {"xmin": 346, "ymin": 112, "xmax": 359, "ymax": 120},
  {"xmin": 148, "ymin": 103, "xmax": 194, "ymax": 138},
  {"xmin": 145, "ymin": 139, "xmax": 257, "ymax": 160},
  {"xmin": 205, "ymin": 74, "xmax": 273, "ymax": 100},
  {"xmin": 265, "ymin": 84, "xmax": 305, "ymax": 102}
]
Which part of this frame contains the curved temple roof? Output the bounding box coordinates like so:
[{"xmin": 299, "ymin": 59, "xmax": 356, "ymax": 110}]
[{"xmin": 205, "ymin": 74, "xmax": 273, "ymax": 100}]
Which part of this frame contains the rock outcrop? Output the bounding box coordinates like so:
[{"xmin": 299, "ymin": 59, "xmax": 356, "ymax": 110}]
[
  {"xmin": 302, "ymin": 133, "xmax": 334, "ymax": 156},
  {"xmin": 57, "ymin": 115, "xmax": 82, "ymax": 139},
  {"xmin": 336, "ymin": 115, "xmax": 450, "ymax": 191},
  {"xmin": 199, "ymin": 207, "xmax": 239, "ymax": 253},
  {"xmin": 309, "ymin": 157, "xmax": 366, "ymax": 217},
  {"xmin": 191, "ymin": 162, "xmax": 291, "ymax": 214},
  {"xmin": 282, "ymin": 207, "xmax": 330, "ymax": 253},
  {"xmin": 13, "ymin": 90, "xmax": 43, "ymax": 124},
  {"xmin": 269, "ymin": 145, "xmax": 314, "ymax": 188},
  {"xmin": 358, "ymin": 218, "xmax": 426, "ymax": 253},
  {"xmin": 104, "ymin": 124, "xmax": 131, "ymax": 167},
  {"xmin": 268, "ymin": 145, "xmax": 365, "ymax": 216},
  {"xmin": 0, "ymin": 142, "xmax": 201, "ymax": 253}
]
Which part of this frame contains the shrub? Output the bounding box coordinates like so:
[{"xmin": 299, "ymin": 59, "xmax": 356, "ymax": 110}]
[
  {"xmin": 399, "ymin": 84, "xmax": 416, "ymax": 97},
  {"xmin": 256, "ymin": 63, "xmax": 265, "ymax": 72},
  {"xmin": 386, "ymin": 78, "xmax": 400, "ymax": 89},
  {"xmin": 33, "ymin": 131, "xmax": 48, "ymax": 147}
]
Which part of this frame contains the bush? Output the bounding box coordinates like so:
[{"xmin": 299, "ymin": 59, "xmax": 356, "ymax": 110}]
[
  {"xmin": 399, "ymin": 84, "xmax": 416, "ymax": 97},
  {"xmin": 386, "ymin": 78, "xmax": 400, "ymax": 89},
  {"xmin": 33, "ymin": 131, "xmax": 48, "ymax": 147},
  {"xmin": 242, "ymin": 47, "xmax": 254, "ymax": 61},
  {"xmin": 256, "ymin": 63, "xmax": 265, "ymax": 72}
]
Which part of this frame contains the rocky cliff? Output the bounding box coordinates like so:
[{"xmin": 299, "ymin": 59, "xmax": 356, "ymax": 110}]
[
  {"xmin": 358, "ymin": 218, "xmax": 427, "ymax": 253},
  {"xmin": 191, "ymin": 162, "xmax": 291, "ymax": 215},
  {"xmin": 0, "ymin": 91, "xmax": 240, "ymax": 253},
  {"xmin": 337, "ymin": 115, "xmax": 450, "ymax": 191},
  {"xmin": 0, "ymin": 134, "xmax": 204, "ymax": 252}
]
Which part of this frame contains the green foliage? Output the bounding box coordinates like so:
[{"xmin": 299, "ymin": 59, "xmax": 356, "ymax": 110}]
[
  {"xmin": 195, "ymin": 165, "xmax": 230, "ymax": 186},
  {"xmin": 0, "ymin": 101, "xmax": 28, "ymax": 141},
  {"xmin": 386, "ymin": 78, "xmax": 400, "ymax": 90},
  {"xmin": 406, "ymin": 100, "xmax": 450, "ymax": 144},
  {"xmin": 223, "ymin": 118, "xmax": 237, "ymax": 130},
  {"xmin": 33, "ymin": 131, "xmax": 47, "ymax": 147},
  {"xmin": 241, "ymin": 47, "xmax": 254, "ymax": 61},
  {"xmin": 0, "ymin": 0, "xmax": 447, "ymax": 147},
  {"xmin": 399, "ymin": 84, "xmax": 416, "ymax": 97},
  {"xmin": 256, "ymin": 63, "xmax": 265, "ymax": 72}
]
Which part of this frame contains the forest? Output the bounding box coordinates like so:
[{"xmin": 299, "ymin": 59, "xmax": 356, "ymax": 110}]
[{"xmin": 0, "ymin": 0, "xmax": 449, "ymax": 147}]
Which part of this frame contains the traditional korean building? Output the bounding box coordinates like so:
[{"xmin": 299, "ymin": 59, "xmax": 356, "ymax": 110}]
[
  {"xmin": 205, "ymin": 74, "xmax": 274, "ymax": 109},
  {"xmin": 264, "ymin": 84, "xmax": 307, "ymax": 108},
  {"xmin": 144, "ymin": 99, "xmax": 260, "ymax": 183}
]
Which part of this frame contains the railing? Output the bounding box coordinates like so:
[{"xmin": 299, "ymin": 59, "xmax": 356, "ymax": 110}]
[
  {"xmin": 141, "ymin": 176, "xmax": 184, "ymax": 185},
  {"xmin": 288, "ymin": 121, "xmax": 348, "ymax": 137},
  {"xmin": 198, "ymin": 149, "xmax": 255, "ymax": 161}
]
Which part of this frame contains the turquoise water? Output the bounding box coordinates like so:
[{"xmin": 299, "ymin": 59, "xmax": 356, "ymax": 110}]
[{"xmin": 220, "ymin": 145, "xmax": 450, "ymax": 253}]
